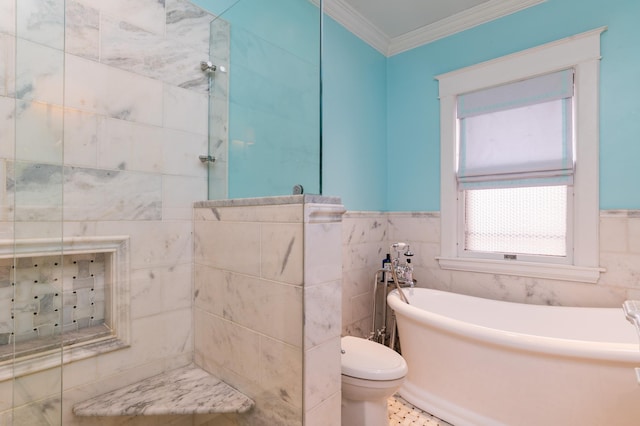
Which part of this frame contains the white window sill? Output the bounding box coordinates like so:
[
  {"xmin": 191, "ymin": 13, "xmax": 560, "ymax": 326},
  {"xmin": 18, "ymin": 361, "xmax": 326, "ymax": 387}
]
[{"xmin": 436, "ymin": 257, "xmax": 604, "ymax": 283}]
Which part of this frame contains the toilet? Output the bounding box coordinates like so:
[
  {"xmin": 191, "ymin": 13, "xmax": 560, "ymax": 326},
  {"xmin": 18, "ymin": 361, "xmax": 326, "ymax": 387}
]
[{"xmin": 341, "ymin": 336, "xmax": 408, "ymax": 426}]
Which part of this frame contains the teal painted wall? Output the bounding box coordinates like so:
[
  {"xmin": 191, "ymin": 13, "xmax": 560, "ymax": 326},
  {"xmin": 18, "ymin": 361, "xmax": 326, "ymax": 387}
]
[
  {"xmin": 387, "ymin": 0, "xmax": 640, "ymax": 211},
  {"xmin": 322, "ymin": 17, "xmax": 388, "ymax": 211},
  {"xmin": 193, "ymin": 0, "xmax": 640, "ymax": 211}
]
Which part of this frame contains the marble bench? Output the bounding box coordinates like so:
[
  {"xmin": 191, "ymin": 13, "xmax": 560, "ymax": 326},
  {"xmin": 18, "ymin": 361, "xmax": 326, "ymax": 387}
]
[{"xmin": 73, "ymin": 365, "xmax": 254, "ymax": 417}]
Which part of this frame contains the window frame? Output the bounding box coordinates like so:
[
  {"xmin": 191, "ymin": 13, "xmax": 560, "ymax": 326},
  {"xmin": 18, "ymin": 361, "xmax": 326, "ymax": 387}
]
[{"xmin": 436, "ymin": 27, "xmax": 606, "ymax": 283}]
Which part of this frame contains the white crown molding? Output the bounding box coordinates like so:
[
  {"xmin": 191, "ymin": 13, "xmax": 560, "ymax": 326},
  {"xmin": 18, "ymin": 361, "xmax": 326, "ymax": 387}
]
[
  {"xmin": 319, "ymin": 0, "xmax": 390, "ymax": 55},
  {"xmin": 318, "ymin": 0, "xmax": 546, "ymax": 57},
  {"xmin": 388, "ymin": 0, "xmax": 546, "ymax": 56}
]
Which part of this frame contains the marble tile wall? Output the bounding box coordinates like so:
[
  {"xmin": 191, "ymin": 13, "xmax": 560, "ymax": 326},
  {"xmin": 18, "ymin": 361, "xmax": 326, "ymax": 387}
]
[
  {"xmin": 0, "ymin": 0, "xmax": 221, "ymax": 424},
  {"xmin": 193, "ymin": 196, "xmax": 343, "ymax": 426},
  {"xmin": 342, "ymin": 210, "xmax": 640, "ymax": 337}
]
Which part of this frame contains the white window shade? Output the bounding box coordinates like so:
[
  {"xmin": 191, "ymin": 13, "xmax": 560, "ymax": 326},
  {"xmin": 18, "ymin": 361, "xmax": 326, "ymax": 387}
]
[{"xmin": 457, "ymin": 69, "xmax": 574, "ymax": 189}]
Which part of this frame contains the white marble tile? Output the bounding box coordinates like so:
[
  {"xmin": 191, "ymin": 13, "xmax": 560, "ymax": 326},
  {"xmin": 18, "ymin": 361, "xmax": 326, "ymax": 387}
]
[
  {"xmin": 0, "ymin": 96, "xmax": 15, "ymax": 160},
  {"xmin": 61, "ymin": 356, "xmax": 99, "ymax": 391},
  {"xmin": 259, "ymin": 336, "xmax": 302, "ymax": 410},
  {"xmin": 628, "ymin": 217, "xmax": 640, "ymax": 255},
  {"xmin": 62, "ymin": 108, "xmax": 102, "ymax": 168},
  {"xmin": 0, "ymin": 34, "xmax": 15, "ymax": 97},
  {"xmin": 12, "ymin": 367, "xmax": 62, "ymax": 406},
  {"xmin": 304, "ymin": 280, "xmax": 341, "ymax": 349},
  {"xmin": 162, "ymin": 262, "xmax": 193, "ymax": 313},
  {"xmin": 600, "ymin": 216, "xmax": 628, "ymax": 253},
  {"xmin": 98, "ymin": 117, "xmax": 164, "ymax": 173},
  {"xmin": 194, "ymin": 263, "xmax": 226, "ymax": 316},
  {"xmin": 222, "ymin": 272, "xmax": 303, "ymax": 346},
  {"xmin": 99, "ymin": 14, "xmax": 209, "ymax": 92},
  {"xmin": 164, "ymin": 84, "xmax": 208, "ymax": 135},
  {"xmin": 161, "ymin": 308, "xmax": 193, "ymax": 357},
  {"xmin": 64, "ymin": 0, "xmax": 99, "ymax": 61},
  {"xmin": 81, "ymin": 0, "xmax": 166, "ymax": 35},
  {"xmin": 194, "ymin": 220, "xmax": 261, "ymax": 275},
  {"xmin": 342, "ymin": 213, "xmax": 388, "ymax": 245},
  {"xmin": 304, "ymin": 390, "xmax": 340, "ymax": 426},
  {"xmin": 15, "ymin": 100, "xmax": 64, "ymax": 164},
  {"xmin": 599, "ymin": 252, "xmax": 640, "ymax": 290},
  {"xmin": 16, "ymin": 38, "xmax": 63, "ymax": 104},
  {"xmin": 260, "ymin": 223, "xmax": 304, "ymax": 285},
  {"xmin": 305, "ymin": 222, "xmax": 342, "ymax": 286},
  {"xmin": 388, "ymin": 212, "xmax": 441, "ymax": 244},
  {"xmin": 303, "ymin": 336, "xmax": 341, "ymax": 411},
  {"xmin": 166, "ymin": 0, "xmax": 213, "ymax": 54},
  {"xmin": 8, "ymin": 161, "xmax": 63, "ymax": 222},
  {"xmin": 61, "ymin": 167, "xmax": 162, "ymax": 221},
  {"xmin": 194, "ymin": 310, "xmax": 261, "ymax": 382},
  {"xmin": 163, "ymin": 175, "xmax": 207, "ymax": 220},
  {"xmin": 16, "ymin": 0, "xmax": 64, "ymax": 50},
  {"xmin": 127, "ymin": 311, "xmax": 187, "ymax": 365},
  {"xmin": 0, "ymin": 378, "xmax": 11, "ymax": 412},
  {"xmin": 0, "ymin": 0, "xmax": 15, "ymax": 35},
  {"xmin": 343, "ymin": 240, "xmax": 387, "ymax": 271},
  {"xmin": 162, "ymin": 128, "xmax": 208, "ymax": 178},
  {"xmin": 96, "ymin": 221, "xmax": 192, "ymax": 269},
  {"xmin": 130, "ymin": 267, "xmax": 164, "ymax": 320},
  {"xmin": 64, "ymin": 54, "xmax": 163, "ymax": 126},
  {"xmin": 129, "ymin": 263, "xmax": 193, "ymax": 319},
  {"xmin": 10, "ymin": 395, "xmax": 60, "ymax": 426}
]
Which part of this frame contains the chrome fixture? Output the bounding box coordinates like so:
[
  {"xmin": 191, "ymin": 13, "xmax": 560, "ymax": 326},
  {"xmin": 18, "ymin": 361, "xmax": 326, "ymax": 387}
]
[
  {"xmin": 369, "ymin": 242, "xmax": 415, "ymax": 348},
  {"xmin": 199, "ymin": 154, "xmax": 216, "ymax": 164},
  {"xmin": 200, "ymin": 61, "xmax": 227, "ymax": 73},
  {"xmin": 292, "ymin": 184, "xmax": 304, "ymax": 195}
]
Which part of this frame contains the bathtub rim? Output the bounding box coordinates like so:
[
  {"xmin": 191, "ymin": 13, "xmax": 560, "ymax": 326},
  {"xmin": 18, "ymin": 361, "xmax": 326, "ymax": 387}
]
[{"xmin": 388, "ymin": 288, "xmax": 640, "ymax": 364}]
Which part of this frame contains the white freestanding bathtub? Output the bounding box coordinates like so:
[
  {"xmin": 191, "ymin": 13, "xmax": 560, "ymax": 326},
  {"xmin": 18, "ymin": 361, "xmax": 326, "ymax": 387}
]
[{"xmin": 387, "ymin": 287, "xmax": 640, "ymax": 426}]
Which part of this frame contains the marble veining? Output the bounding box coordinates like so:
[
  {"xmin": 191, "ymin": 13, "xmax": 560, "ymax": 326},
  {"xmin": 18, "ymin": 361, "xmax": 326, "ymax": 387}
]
[{"xmin": 72, "ymin": 364, "xmax": 254, "ymax": 416}]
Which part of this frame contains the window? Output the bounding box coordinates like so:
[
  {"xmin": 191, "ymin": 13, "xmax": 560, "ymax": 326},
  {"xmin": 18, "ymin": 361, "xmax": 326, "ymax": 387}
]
[
  {"xmin": 436, "ymin": 27, "xmax": 606, "ymax": 283},
  {"xmin": 458, "ymin": 69, "xmax": 574, "ymax": 262}
]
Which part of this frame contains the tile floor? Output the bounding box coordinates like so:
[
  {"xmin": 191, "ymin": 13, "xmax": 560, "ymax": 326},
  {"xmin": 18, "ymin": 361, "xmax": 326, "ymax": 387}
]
[{"xmin": 388, "ymin": 395, "xmax": 454, "ymax": 426}]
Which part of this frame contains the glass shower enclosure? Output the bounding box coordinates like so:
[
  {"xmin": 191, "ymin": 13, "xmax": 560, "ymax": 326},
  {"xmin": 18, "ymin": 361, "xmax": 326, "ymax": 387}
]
[
  {"xmin": 197, "ymin": 0, "xmax": 323, "ymax": 199},
  {"xmin": 2, "ymin": 0, "xmax": 65, "ymax": 423}
]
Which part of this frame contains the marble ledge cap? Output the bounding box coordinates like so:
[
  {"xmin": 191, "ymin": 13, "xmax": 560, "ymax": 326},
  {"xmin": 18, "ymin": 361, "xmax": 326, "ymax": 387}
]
[{"xmin": 194, "ymin": 194, "xmax": 342, "ymax": 208}]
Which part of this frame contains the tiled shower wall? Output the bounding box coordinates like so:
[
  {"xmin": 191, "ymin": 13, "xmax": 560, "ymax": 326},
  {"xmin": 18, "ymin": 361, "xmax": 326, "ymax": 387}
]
[
  {"xmin": 342, "ymin": 211, "xmax": 640, "ymax": 337},
  {"xmin": 0, "ymin": 0, "xmax": 222, "ymax": 424}
]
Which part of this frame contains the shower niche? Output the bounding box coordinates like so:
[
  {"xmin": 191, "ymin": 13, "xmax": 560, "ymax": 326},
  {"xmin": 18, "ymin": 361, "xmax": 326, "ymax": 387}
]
[{"xmin": 0, "ymin": 236, "xmax": 130, "ymax": 380}]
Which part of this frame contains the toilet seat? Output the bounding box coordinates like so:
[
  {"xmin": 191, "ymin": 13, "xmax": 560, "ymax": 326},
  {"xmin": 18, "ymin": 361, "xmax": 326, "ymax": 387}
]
[{"xmin": 341, "ymin": 336, "xmax": 408, "ymax": 381}]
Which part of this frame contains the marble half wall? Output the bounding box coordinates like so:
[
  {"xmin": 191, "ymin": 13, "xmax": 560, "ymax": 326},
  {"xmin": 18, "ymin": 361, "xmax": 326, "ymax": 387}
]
[
  {"xmin": 194, "ymin": 195, "xmax": 344, "ymax": 426},
  {"xmin": 342, "ymin": 210, "xmax": 640, "ymax": 338}
]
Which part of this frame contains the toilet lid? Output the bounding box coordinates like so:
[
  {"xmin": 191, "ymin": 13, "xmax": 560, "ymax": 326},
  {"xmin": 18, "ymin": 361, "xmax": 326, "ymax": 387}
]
[{"xmin": 341, "ymin": 336, "xmax": 408, "ymax": 381}]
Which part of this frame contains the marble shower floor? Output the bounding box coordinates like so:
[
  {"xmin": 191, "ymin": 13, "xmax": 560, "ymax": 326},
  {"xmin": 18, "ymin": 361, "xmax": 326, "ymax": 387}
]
[{"xmin": 388, "ymin": 395, "xmax": 454, "ymax": 426}]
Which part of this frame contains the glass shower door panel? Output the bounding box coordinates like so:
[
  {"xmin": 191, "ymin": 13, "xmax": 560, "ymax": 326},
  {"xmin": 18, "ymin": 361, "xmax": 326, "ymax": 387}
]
[
  {"xmin": 207, "ymin": 17, "xmax": 231, "ymax": 200},
  {"xmin": 4, "ymin": 0, "xmax": 66, "ymax": 424},
  {"xmin": 200, "ymin": 0, "xmax": 322, "ymax": 199}
]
